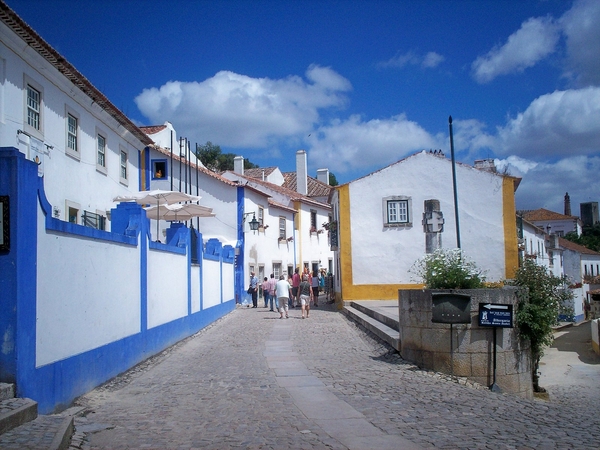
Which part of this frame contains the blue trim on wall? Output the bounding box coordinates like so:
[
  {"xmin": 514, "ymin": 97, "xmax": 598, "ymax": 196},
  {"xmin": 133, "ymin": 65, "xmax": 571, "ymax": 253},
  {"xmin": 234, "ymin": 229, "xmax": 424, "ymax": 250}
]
[
  {"xmin": 235, "ymin": 186, "xmax": 245, "ymax": 304},
  {"xmin": 0, "ymin": 147, "xmax": 236, "ymax": 414}
]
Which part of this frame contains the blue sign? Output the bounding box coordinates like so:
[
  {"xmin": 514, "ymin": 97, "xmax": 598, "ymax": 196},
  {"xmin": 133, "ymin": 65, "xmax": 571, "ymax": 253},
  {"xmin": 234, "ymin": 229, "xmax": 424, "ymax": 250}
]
[{"xmin": 478, "ymin": 303, "xmax": 513, "ymax": 328}]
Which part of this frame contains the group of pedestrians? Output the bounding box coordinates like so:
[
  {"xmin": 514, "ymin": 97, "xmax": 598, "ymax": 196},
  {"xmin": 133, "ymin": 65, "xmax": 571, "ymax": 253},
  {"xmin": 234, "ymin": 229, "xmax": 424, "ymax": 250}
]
[{"xmin": 248, "ymin": 267, "xmax": 321, "ymax": 319}]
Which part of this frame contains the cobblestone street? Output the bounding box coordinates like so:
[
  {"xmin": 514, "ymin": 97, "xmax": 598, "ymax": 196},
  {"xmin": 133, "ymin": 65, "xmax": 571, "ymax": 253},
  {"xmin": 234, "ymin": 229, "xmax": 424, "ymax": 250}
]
[{"xmin": 72, "ymin": 301, "xmax": 600, "ymax": 449}]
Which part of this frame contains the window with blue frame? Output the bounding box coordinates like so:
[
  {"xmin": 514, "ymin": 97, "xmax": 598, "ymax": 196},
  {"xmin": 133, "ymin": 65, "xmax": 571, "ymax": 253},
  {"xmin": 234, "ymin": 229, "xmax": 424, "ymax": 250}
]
[{"xmin": 152, "ymin": 159, "xmax": 167, "ymax": 179}]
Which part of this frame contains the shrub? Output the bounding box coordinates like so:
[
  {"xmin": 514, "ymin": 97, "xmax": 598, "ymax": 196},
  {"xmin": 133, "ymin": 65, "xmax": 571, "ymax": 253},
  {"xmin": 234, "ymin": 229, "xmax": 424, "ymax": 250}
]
[
  {"xmin": 411, "ymin": 248, "xmax": 486, "ymax": 289},
  {"xmin": 505, "ymin": 259, "xmax": 573, "ymax": 392}
]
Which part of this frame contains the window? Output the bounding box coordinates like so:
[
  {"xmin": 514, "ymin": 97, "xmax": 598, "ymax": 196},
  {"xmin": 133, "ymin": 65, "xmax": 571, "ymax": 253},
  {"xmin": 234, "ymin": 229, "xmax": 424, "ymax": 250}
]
[
  {"xmin": 97, "ymin": 134, "xmax": 106, "ymax": 167},
  {"xmin": 273, "ymin": 262, "xmax": 282, "ymax": 278},
  {"xmin": 67, "ymin": 114, "xmax": 77, "ymax": 152},
  {"xmin": 65, "ymin": 200, "xmax": 80, "ymax": 224},
  {"xmin": 24, "ymin": 77, "xmax": 44, "ymax": 138},
  {"xmin": 258, "ymin": 206, "xmax": 264, "ymax": 226},
  {"xmin": 383, "ymin": 196, "xmax": 412, "ymax": 227},
  {"xmin": 279, "ymin": 217, "xmax": 287, "ymax": 239},
  {"xmin": 310, "ymin": 210, "xmax": 317, "ymax": 229},
  {"xmin": 27, "ymin": 84, "xmax": 40, "ymax": 130},
  {"xmin": 152, "ymin": 159, "xmax": 166, "ymax": 179},
  {"xmin": 120, "ymin": 148, "xmax": 128, "ymax": 184}
]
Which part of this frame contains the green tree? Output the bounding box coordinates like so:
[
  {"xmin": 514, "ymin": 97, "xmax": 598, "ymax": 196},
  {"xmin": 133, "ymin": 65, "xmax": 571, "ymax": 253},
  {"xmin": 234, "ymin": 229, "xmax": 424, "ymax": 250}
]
[
  {"xmin": 195, "ymin": 142, "xmax": 258, "ymax": 172},
  {"xmin": 564, "ymin": 224, "xmax": 600, "ymax": 252},
  {"xmin": 329, "ymin": 172, "xmax": 339, "ymax": 186},
  {"xmin": 506, "ymin": 259, "xmax": 573, "ymax": 392}
]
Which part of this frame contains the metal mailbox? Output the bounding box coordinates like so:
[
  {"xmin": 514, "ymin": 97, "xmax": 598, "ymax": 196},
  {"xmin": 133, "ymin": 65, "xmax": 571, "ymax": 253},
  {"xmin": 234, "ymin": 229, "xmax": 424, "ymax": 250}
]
[{"xmin": 431, "ymin": 293, "xmax": 472, "ymax": 324}]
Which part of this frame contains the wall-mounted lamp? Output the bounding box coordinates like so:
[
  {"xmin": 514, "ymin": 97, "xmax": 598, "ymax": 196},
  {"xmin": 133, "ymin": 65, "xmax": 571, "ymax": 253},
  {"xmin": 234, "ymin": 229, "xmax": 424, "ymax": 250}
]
[{"xmin": 243, "ymin": 212, "xmax": 260, "ymax": 232}]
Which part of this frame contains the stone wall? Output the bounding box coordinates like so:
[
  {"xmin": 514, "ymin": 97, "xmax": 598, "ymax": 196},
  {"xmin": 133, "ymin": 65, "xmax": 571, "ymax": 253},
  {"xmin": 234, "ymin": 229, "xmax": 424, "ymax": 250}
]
[{"xmin": 398, "ymin": 288, "xmax": 533, "ymax": 398}]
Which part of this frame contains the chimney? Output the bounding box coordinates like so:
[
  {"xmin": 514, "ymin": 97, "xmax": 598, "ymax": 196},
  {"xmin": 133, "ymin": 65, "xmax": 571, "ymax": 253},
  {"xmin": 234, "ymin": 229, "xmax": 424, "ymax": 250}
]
[
  {"xmin": 564, "ymin": 192, "xmax": 571, "ymax": 216},
  {"xmin": 296, "ymin": 150, "xmax": 308, "ymax": 195},
  {"xmin": 234, "ymin": 156, "xmax": 244, "ymax": 175},
  {"xmin": 474, "ymin": 159, "xmax": 496, "ymax": 172},
  {"xmin": 316, "ymin": 168, "xmax": 329, "ymax": 185}
]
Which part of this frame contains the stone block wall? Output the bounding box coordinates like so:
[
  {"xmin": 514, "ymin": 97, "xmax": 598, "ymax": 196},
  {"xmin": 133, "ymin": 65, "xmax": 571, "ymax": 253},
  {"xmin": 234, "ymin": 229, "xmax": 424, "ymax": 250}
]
[{"xmin": 399, "ymin": 288, "xmax": 533, "ymax": 398}]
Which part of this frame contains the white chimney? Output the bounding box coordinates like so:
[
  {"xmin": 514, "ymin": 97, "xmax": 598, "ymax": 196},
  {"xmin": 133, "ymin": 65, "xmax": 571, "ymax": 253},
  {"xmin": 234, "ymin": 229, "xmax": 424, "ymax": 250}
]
[
  {"xmin": 234, "ymin": 156, "xmax": 244, "ymax": 175},
  {"xmin": 316, "ymin": 168, "xmax": 329, "ymax": 185},
  {"xmin": 296, "ymin": 150, "xmax": 308, "ymax": 195}
]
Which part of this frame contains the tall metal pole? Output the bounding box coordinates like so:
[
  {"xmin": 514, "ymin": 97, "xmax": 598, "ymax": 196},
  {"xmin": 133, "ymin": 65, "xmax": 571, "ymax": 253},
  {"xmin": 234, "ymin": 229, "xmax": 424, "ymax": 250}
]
[{"xmin": 449, "ymin": 116, "xmax": 461, "ymax": 249}]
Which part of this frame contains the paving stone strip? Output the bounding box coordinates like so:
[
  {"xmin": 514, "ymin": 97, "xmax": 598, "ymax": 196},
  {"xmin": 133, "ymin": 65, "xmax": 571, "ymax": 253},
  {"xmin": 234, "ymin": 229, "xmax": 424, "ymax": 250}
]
[{"xmin": 69, "ymin": 301, "xmax": 600, "ymax": 449}]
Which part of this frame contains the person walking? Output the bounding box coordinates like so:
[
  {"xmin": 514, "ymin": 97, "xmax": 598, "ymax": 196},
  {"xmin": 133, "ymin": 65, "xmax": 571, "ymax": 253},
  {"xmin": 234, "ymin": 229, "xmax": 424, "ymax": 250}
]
[
  {"xmin": 275, "ymin": 274, "xmax": 292, "ymax": 319},
  {"xmin": 249, "ymin": 271, "xmax": 258, "ymax": 308},
  {"xmin": 262, "ymin": 277, "xmax": 270, "ymax": 308},
  {"xmin": 267, "ymin": 273, "xmax": 278, "ymax": 311},
  {"xmin": 299, "ymin": 274, "xmax": 313, "ymax": 319},
  {"xmin": 311, "ymin": 268, "xmax": 320, "ymax": 307},
  {"xmin": 291, "ymin": 267, "xmax": 300, "ymax": 309}
]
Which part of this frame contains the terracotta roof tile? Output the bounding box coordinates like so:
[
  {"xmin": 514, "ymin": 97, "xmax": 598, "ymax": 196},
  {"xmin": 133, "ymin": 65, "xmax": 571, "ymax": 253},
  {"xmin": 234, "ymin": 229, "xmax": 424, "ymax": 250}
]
[
  {"xmin": 282, "ymin": 172, "xmax": 333, "ymax": 198},
  {"xmin": 521, "ymin": 208, "xmax": 578, "ymax": 221},
  {"xmin": 244, "ymin": 167, "xmax": 278, "ymax": 179},
  {"xmin": 558, "ymin": 237, "xmax": 600, "ymax": 255},
  {"xmin": 140, "ymin": 125, "xmax": 167, "ymax": 135}
]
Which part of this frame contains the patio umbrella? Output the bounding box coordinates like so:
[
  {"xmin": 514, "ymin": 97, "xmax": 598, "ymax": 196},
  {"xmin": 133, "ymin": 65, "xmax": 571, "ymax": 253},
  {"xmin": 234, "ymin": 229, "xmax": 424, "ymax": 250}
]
[
  {"xmin": 113, "ymin": 190, "xmax": 202, "ymax": 240},
  {"xmin": 113, "ymin": 189, "xmax": 200, "ymax": 206},
  {"xmin": 144, "ymin": 203, "xmax": 215, "ymax": 221}
]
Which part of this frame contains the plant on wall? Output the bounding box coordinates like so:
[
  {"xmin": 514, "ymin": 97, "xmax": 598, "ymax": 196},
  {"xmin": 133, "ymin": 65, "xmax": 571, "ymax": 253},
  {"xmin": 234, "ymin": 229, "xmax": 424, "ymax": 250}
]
[
  {"xmin": 505, "ymin": 258, "xmax": 573, "ymax": 392},
  {"xmin": 410, "ymin": 248, "xmax": 486, "ymax": 289}
]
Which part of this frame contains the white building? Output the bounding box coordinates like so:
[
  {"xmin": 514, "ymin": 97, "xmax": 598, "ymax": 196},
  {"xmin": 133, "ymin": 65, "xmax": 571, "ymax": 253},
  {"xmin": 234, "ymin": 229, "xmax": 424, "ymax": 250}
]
[
  {"xmin": 330, "ymin": 150, "xmax": 520, "ymax": 301},
  {"xmin": 0, "ymin": 3, "xmax": 235, "ymax": 414},
  {"xmin": 223, "ymin": 150, "xmax": 335, "ymax": 280}
]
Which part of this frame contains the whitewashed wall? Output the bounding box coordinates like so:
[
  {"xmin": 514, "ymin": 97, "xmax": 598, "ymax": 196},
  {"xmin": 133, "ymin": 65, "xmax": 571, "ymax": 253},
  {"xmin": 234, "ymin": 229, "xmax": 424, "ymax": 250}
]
[
  {"xmin": 203, "ymin": 259, "xmax": 222, "ymax": 309},
  {"xmin": 147, "ymin": 249, "xmax": 188, "ymax": 328},
  {"xmin": 0, "ymin": 27, "xmax": 145, "ymax": 227},
  {"xmin": 349, "ymin": 152, "xmax": 507, "ymax": 284},
  {"xmin": 36, "ymin": 212, "xmax": 141, "ymax": 367}
]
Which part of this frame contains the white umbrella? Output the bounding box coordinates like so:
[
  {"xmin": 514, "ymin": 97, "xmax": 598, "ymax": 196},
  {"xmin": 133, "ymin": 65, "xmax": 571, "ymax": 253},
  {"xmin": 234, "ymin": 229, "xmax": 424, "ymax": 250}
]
[
  {"xmin": 144, "ymin": 203, "xmax": 215, "ymax": 221},
  {"xmin": 113, "ymin": 190, "xmax": 202, "ymax": 240},
  {"xmin": 113, "ymin": 189, "xmax": 200, "ymax": 206}
]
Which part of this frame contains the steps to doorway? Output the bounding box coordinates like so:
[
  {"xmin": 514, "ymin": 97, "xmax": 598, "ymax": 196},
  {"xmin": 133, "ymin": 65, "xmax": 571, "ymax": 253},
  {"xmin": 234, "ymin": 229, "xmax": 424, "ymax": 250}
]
[
  {"xmin": 342, "ymin": 300, "xmax": 400, "ymax": 351},
  {"xmin": 0, "ymin": 382, "xmax": 75, "ymax": 449}
]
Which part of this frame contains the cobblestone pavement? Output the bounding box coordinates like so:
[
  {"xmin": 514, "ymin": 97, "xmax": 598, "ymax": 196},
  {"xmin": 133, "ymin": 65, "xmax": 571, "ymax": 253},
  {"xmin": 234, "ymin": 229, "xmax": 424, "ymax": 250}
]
[{"xmin": 71, "ymin": 300, "xmax": 600, "ymax": 449}]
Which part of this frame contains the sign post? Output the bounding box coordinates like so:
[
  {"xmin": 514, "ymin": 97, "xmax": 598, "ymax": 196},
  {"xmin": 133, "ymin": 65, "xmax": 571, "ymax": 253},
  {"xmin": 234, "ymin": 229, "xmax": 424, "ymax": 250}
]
[
  {"xmin": 478, "ymin": 303, "xmax": 514, "ymax": 392},
  {"xmin": 432, "ymin": 293, "xmax": 472, "ymax": 379}
]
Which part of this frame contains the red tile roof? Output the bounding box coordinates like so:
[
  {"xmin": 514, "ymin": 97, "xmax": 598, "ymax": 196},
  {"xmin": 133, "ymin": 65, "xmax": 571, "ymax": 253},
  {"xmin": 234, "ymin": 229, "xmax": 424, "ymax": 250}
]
[
  {"xmin": 558, "ymin": 237, "xmax": 600, "ymax": 255},
  {"xmin": 139, "ymin": 125, "xmax": 167, "ymax": 135},
  {"xmin": 282, "ymin": 172, "xmax": 333, "ymax": 198},
  {"xmin": 521, "ymin": 208, "xmax": 578, "ymax": 221}
]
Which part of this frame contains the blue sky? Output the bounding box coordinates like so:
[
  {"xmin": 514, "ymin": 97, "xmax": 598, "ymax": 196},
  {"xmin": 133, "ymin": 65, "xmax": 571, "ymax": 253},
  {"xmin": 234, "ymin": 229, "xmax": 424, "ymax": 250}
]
[{"xmin": 7, "ymin": 0, "xmax": 600, "ymax": 214}]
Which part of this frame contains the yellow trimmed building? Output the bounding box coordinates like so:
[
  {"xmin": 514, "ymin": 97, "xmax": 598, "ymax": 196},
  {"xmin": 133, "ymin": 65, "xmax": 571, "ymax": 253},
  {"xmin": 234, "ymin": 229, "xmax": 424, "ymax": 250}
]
[{"xmin": 330, "ymin": 151, "xmax": 520, "ymax": 303}]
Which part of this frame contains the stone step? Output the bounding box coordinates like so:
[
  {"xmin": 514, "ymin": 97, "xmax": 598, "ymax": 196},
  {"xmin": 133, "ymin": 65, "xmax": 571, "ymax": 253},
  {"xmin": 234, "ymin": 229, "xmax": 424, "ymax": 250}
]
[
  {"xmin": 0, "ymin": 397, "xmax": 38, "ymax": 435},
  {"xmin": 0, "ymin": 413, "xmax": 74, "ymax": 450},
  {"xmin": 350, "ymin": 301, "xmax": 400, "ymax": 330},
  {"xmin": 342, "ymin": 305, "xmax": 400, "ymax": 351}
]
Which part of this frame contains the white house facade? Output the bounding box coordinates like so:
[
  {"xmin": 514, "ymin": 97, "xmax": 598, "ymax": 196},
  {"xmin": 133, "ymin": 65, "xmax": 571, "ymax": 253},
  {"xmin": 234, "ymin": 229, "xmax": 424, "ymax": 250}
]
[
  {"xmin": 331, "ymin": 150, "xmax": 520, "ymax": 301},
  {"xmin": 0, "ymin": 3, "xmax": 236, "ymax": 414}
]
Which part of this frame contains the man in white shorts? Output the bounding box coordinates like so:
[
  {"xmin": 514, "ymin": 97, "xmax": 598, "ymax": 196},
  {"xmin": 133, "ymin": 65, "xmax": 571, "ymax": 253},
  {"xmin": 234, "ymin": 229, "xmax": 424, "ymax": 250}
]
[{"xmin": 275, "ymin": 275, "xmax": 292, "ymax": 319}]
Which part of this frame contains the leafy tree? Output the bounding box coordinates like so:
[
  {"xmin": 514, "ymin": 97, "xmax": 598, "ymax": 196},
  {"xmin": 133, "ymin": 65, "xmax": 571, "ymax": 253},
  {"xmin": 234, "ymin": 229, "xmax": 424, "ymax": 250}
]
[
  {"xmin": 329, "ymin": 172, "xmax": 339, "ymax": 186},
  {"xmin": 564, "ymin": 224, "xmax": 600, "ymax": 252},
  {"xmin": 506, "ymin": 259, "xmax": 573, "ymax": 392},
  {"xmin": 195, "ymin": 141, "xmax": 258, "ymax": 172}
]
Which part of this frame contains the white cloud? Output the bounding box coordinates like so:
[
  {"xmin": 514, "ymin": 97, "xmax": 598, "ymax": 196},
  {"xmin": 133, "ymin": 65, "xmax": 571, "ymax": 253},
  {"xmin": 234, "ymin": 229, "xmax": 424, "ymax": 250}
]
[
  {"xmin": 135, "ymin": 66, "xmax": 351, "ymax": 148},
  {"xmin": 378, "ymin": 51, "xmax": 445, "ymax": 69},
  {"xmin": 307, "ymin": 114, "xmax": 443, "ymax": 175},
  {"xmin": 495, "ymin": 87, "xmax": 600, "ymax": 158},
  {"xmin": 472, "ymin": 16, "xmax": 560, "ymax": 83},
  {"xmin": 499, "ymin": 155, "xmax": 600, "ymax": 212},
  {"xmin": 560, "ymin": 0, "xmax": 600, "ymax": 86}
]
